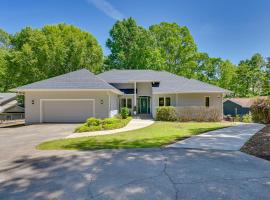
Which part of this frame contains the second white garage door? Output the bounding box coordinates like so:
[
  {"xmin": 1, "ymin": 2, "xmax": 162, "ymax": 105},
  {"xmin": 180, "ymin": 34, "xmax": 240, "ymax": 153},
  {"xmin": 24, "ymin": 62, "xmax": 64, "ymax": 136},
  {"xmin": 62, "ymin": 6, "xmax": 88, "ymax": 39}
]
[{"xmin": 41, "ymin": 99, "xmax": 95, "ymax": 123}]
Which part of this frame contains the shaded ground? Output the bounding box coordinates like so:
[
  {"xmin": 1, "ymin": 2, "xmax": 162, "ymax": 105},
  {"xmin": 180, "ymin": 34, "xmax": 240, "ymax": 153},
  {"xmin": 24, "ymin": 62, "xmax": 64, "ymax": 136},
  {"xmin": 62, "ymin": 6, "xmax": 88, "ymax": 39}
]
[
  {"xmin": 241, "ymin": 124, "xmax": 270, "ymax": 161},
  {"xmin": 1, "ymin": 148, "xmax": 270, "ymax": 200},
  {"xmin": 1, "ymin": 123, "xmax": 270, "ymax": 199}
]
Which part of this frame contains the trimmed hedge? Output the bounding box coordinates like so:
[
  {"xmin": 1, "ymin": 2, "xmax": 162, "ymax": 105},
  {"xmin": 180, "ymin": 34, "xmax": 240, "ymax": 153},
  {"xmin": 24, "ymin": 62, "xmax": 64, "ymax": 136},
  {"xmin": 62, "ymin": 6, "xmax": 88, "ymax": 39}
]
[
  {"xmin": 251, "ymin": 98, "xmax": 270, "ymax": 124},
  {"xmin": 75, "ymin": 116, "xmax": 132, "ymax": 133},
  {"xmin": 176, "ymin": 106, "xmax": 222, "ymax": 122},
  {"xmin": 156, "ymin": 106, "xmax": 177, "ymax": 121}
]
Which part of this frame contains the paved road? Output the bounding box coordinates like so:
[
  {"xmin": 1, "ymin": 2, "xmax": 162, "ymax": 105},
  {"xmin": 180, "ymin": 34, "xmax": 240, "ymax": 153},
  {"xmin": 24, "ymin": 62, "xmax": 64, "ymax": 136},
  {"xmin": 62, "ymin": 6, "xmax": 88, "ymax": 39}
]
[
  {"xmin": 0, "ymin": 124, "xmax": 270, "ymax": 200},
  {"xmin": 168, "ymin": 123, "xmax": 265, "ymax": 150}
]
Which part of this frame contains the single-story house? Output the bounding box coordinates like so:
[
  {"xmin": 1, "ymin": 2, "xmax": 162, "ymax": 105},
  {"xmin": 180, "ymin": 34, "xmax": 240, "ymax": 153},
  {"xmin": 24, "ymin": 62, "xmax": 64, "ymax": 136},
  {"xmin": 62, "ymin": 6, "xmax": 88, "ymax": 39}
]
[
  {"xmin": 223, "ymin": 97, "xmax": 268, "ymax": 116},
  {"xmin": 14, "ymin": 69, "xmax": 230, "ymax": 124},
  {"xmin": 0, "ymin": 93, "xmax": 25, "ymax": 121}
]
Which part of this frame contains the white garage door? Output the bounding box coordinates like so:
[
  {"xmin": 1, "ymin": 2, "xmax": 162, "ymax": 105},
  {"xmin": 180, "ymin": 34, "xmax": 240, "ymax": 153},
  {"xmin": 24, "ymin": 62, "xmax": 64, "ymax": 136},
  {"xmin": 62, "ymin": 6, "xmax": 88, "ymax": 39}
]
[{"xmin": 41, "ymin": 99, "xmax": 94, "ymax": 123}]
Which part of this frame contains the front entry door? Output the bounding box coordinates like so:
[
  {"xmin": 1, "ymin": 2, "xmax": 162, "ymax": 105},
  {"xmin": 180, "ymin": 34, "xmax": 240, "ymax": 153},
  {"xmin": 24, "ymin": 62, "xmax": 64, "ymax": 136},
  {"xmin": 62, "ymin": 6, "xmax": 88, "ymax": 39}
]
[{"xmin": 139, "ymin": 97, "xmax": 150, "ymax": 114}]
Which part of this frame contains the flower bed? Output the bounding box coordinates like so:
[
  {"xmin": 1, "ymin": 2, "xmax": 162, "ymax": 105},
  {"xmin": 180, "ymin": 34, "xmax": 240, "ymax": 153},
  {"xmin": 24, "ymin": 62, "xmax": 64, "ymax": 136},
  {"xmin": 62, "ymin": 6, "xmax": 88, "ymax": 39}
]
[{"xmin": 75, "ymin": 116, "xmax": 132, "ymax": 133}]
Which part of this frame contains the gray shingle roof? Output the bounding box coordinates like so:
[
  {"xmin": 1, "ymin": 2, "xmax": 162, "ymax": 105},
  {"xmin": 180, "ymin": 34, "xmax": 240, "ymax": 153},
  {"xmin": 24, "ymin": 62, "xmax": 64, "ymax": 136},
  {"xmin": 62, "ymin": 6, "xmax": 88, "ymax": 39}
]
[
  {"xmin": 15, "ymin": 69, "xmax": 121, "ymax": 93},
  {"xmin": 98, "ymin": 70, "xmax": 231, "ymax": 94},
  {"xmin": 0, "ymin": 93, "xmax": 16, "ymax": 106}
]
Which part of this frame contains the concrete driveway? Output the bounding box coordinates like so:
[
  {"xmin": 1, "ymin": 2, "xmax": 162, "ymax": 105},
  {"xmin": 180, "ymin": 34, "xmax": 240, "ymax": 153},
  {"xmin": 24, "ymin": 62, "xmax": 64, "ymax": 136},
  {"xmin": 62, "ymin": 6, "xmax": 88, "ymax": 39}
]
[
  {"xmin": 0, "ymin": 124, "xmax": 270, "ymax": 199},
  {"xmin": 0, "ymin": 124, "xmax": 77, "ymax": 162}
]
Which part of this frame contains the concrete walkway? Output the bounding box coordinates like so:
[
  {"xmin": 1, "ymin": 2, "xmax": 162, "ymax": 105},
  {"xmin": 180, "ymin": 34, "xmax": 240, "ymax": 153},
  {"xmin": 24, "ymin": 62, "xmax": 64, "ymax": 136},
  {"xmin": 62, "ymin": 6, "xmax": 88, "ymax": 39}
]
[
  {"xmin": 66, "ymin": 119, "xmax": 154, "ymax": 138},
  {"xmin": 168, "ymin": 123, "xmax": 265, "ymax": 150}
]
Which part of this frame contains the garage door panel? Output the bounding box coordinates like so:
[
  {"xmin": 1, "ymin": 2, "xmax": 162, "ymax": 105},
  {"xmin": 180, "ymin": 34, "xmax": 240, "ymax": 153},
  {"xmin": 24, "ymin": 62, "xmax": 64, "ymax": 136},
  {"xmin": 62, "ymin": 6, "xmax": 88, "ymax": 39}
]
[{"xmin": 42, "ymin": 100, "xmax": 94, "ymax": 123}]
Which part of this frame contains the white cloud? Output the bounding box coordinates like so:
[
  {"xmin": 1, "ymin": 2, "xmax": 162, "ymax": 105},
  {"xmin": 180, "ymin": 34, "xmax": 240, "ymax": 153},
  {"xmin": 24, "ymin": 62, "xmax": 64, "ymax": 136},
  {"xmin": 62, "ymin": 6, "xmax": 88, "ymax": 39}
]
[{"xmin": 87, "ymin": 0, "xmax": 124, "ymax": 20}]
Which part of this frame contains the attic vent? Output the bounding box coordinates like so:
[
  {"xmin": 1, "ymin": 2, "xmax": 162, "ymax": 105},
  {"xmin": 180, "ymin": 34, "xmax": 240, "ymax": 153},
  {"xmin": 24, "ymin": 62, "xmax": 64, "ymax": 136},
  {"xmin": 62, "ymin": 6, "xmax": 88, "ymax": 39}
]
[{"xmin": 152, "ymin": 82, "xmax": 160, "ymax": 87}]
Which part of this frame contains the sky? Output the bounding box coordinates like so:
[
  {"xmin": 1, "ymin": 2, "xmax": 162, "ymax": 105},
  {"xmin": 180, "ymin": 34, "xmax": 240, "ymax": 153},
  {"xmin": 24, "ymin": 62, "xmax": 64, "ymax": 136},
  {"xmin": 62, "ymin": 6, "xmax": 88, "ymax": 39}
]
[{"xmin": 0, "ymin": 0, "xmax": 269, "ymax": 64}]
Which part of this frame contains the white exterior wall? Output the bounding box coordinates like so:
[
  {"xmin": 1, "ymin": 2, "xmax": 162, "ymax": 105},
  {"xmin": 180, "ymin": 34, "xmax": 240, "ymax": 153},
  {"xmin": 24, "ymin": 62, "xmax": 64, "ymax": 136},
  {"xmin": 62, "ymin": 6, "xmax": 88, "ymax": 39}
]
[
  {"xmin": 25, "ymin": 90, "xmax": 111, "ymax": 124},
  {"xmin": 152, "ymin": 94, "xmax": 176, "ymax": 117},
  {"xmin": 152, "ymin": 93, "xmax": 223, "ymax": 118},
  {"xmin": 109, "ymin": 93, "xmax": 119, "ymax": 117}
]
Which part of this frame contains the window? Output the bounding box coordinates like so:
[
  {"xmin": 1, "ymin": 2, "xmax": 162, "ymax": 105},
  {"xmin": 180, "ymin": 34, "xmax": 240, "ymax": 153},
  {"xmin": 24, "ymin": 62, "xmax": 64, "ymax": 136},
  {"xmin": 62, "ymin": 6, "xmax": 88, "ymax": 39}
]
[
  {"xmin": 205, "ymin": 97, "xmax": 210, "ymax": 107},
  {"xmin": 120, "ymin": 98, "xmax": 132, "ymax": 109},
  {"xmin": 127, "ymin": 98, "xmax": 132, "ymax": 109},
  {"xmin": 165, "ymin": 97, "xmax": 171, "ymax": 106},
  {"xmin": 159, "ymin": 97, "xmax": 164, "ymax": 106},
  {"xmin": 121, "ymin": 99, "xmax": 126, "ymax": 107}
]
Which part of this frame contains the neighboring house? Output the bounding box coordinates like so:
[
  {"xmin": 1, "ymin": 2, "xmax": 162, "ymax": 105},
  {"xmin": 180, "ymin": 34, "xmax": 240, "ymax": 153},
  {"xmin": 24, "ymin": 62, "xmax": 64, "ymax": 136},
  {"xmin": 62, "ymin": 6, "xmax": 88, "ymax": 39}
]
[
  {"xmin": 14, "ymin": 69, "xmax": 230, "ymax": 124},
  {"xmin": 0, "ymin": 93, "xmax": 25, "ymax": 120},
  {"xmin": 223, "ymin": 97, "xmax": 268, "ymax": 117}
]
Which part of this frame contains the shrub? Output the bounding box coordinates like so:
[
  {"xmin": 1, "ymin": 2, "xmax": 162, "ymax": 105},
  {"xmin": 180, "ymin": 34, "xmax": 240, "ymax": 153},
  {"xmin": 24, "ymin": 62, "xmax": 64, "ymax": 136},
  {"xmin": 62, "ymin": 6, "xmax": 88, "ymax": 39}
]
[
  {"xmin": 242, "ymin": 114, "xmax": 252, "ymax": 123},
  {"xmin": 156, "ymin": 106, "xmax": 177, "ymax": 121},
  {"xmin": 251, "ymin": 98, "xmax": 270, "ymax": 123},
  {"xmin": 86, "ymin": 117, "xmax": 101, "ymax": 126},
  {"xmin": 75, "ymin": 117, "xmax": 132, "ymax": 133},
  {"xmin": 102, "ymin": 118, "xmax": 121, "ymax": 125},
  {"xmin": 175, "ymin": 106, "xmax": 222, "ymax": 122},
  {"xmin": 75, "ymin": 124, "xmax": 91, "ymax": 133},
  {"xmin": 234, "ymin": 114, "xmax": 241, "ymax": 122},
  {"xmin": 120, "ymin": 107, "xmax": 130, "ymax": 119}
]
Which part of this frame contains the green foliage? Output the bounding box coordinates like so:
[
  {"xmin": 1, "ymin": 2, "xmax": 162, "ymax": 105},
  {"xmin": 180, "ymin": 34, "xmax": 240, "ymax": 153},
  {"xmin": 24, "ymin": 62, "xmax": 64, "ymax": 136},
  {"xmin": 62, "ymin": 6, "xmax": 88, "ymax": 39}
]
[
  {"xmin": 38, "ymin": 122, "xmax": 230, "ymax": 150},
  {"xmin": 149, "ymin": 22, "xmax": 197, "ymax": 77},
  {"xmin": 86, "ymin": 117, "xmax": 101, "ymax": 126},
  {"xmin": 75, "ymin": 124, "xmax": 102, "ymax": 133},
  {"xmin": 250, "ymin": 98, "xmax": 270, "ymax": 124},
  {"xmin": 232, "ymin": 54, "xmax": 269, "ymax": 97},
  {"xmin": 105, "ymin": 18, "xmax": 164, "ymax": 70},
  {"xmin": 1, "ymin": 24, "xmax": 103, "ymax": 91},
  {"xmin": 242, "ymin": 114, "xmax": 253, "ymax": 123},
  {"xmin": 75, "ymin": 116, "xmax": 132, "ymax": 133},
  {"xmin": 235, "ymin": 114, "xmax": 241, "ymax": 122},
  {"xmin": 120, "ymin": 107, "xmax": 130, "ymax": 119},
  {"xmin": 156, "ymin": 106, "xmax": 177, "ymax": 121}
]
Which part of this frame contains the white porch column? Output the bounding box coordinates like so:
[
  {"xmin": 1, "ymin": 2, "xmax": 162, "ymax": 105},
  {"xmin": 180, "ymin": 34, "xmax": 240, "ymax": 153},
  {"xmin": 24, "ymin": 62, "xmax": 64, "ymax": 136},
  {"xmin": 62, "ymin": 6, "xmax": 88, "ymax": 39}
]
[{"xmin": 134, "ymin": 82, "xmax": 137, "ymax": 107}]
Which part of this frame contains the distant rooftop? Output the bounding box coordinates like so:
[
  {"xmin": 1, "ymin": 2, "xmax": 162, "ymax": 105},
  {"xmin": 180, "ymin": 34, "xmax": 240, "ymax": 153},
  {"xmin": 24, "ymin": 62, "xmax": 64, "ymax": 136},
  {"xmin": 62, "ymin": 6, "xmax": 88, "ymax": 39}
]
[
  {"xmin": 225, "ymin": 96, "xmax": 269, "ymax": 108},
  {"xmin": 0, "ymin": 93, "xmax": 16, "ymax": 106}
]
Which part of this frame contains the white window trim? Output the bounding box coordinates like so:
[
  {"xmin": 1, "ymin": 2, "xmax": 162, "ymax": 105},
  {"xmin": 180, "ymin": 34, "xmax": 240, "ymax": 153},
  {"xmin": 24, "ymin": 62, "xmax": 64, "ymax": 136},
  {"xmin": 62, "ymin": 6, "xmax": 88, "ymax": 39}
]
[
  {"xmin": 159, "ymin": 97, "xmax": 171, "ymax": 106},
  {"xmin": 120, "ymin": 97, "xmax": 132, "ymax": 109},
  {"xmin": 40, "ymin": 99, "xmax": 95, "ymax": 123}
]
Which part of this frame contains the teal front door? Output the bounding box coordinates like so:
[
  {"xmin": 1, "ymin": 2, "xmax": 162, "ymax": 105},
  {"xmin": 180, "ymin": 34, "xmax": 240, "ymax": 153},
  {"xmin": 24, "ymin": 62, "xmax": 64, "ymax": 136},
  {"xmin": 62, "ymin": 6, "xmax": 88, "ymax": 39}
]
[{"xmin": 139, "ymin": 97, "xmax": 150, "ymax": 114}]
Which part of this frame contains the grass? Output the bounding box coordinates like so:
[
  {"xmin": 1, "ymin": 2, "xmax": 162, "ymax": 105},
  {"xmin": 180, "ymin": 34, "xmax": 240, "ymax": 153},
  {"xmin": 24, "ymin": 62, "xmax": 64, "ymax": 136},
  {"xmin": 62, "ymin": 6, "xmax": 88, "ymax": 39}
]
[{"xmin": 37, "ymin": 122, "xmax": 231, "ymax": 150}]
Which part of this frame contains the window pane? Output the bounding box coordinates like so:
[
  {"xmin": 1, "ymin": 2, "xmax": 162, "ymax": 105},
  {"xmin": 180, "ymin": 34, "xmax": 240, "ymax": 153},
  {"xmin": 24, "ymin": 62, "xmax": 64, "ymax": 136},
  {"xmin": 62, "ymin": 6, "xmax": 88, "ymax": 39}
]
[
  {"xmin": 121, "ymin": 99, "xmax": 126, "ymax": 107},
  {"xmin": 159, "ymin": 97, "xmax": 164, "ymax": 106},
  {"xmin": 165, "ymin": 97, "xmax": 171, "ymax": 106},
  {"xmin": 127, "ymin": 99, "xmax": 132, "ymax": 109},
  {"xmin": 205, "ymin": 97, "xmax": 210, "ymax": 107}
]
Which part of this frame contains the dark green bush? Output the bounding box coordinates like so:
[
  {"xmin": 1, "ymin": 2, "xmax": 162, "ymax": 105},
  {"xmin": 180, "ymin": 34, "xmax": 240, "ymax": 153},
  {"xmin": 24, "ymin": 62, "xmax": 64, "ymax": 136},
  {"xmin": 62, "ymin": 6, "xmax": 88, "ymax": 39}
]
[
  {"xmin": 120, "ymin": 107, "xmax": 130, "ymax": 119},
  {"xmin": 251, "ymin": 98, "xmax": 270, "ymax": 123},
  {"xmin": 156, "ymin": 106, "xmax": 177, "ymax": 121}
]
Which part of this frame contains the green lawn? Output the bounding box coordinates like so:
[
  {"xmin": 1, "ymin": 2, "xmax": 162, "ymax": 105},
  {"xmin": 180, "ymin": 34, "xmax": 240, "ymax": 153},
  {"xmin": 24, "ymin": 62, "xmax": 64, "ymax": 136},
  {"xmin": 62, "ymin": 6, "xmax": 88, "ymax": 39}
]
[{"xmin": 37, "ymin": 122, "xmax": 231, "ymax": 150}]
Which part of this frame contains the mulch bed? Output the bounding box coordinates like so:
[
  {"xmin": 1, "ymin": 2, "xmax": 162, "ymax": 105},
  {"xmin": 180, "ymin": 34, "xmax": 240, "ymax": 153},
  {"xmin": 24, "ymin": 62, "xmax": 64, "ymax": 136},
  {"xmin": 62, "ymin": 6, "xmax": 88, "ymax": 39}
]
[{"xmin": 241, "ymin": 124, "xmax": 270, "ymax": 161}]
